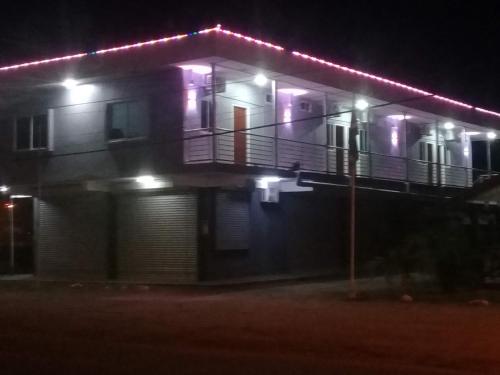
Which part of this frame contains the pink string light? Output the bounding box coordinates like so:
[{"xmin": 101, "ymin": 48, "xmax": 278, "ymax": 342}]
[
  {"xmin": 0, "ymin": 24, "xmax": 497, "ymax": 119},
  {"xmin": 475, "ymin": 107, "xmax": 500, "ymax": 118}
]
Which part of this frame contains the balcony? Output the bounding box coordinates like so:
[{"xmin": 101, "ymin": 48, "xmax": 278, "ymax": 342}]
[{"xmin": 183, "ymin": 127, "xmax": 486, "ymax": 188}]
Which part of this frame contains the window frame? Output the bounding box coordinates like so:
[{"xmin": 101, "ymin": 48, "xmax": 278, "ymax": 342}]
[
  {"xmin": 106, "ymin": 99, "xmax": 150, "ymax": 142},
  {"xmin": 13, "ymin": 110, "xmax": 53, "ymax": 152}
]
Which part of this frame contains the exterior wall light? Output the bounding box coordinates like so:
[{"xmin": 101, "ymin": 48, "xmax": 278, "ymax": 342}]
[
  {"xmin": 444, "ymin": 122, "xmax": 455, "ymax": 130},
  {"xmin": 388, "ymin": 114, "xmax": 411, "ymax": 121},
  {"xmin": 254, "ymin": 74, "xmax": 268, "ymax": 86},
  {"xmin": 0, "ymin": 185, "xmax": 9, "ymax": 193},
  {"xmin": 62, "ymin": 78, "xmax": 78, "ymax": 89},
  {"xmin": 278, "ymin": 88, "xmax": 308, "ymax": 96},
  {"xmin": 487, "ymin": 131, "xmax": 497, "ymax": 140},
  {"xmin": 179, "ymin": 65, "xmax": 212, "ymax": 75},
  {"xmin": 355, "ymin": 99, "xmax": 369, "ymax": 111},
  {"xmin": 256, "ymin": 176, "xmax": 281, "ymax": 189}
]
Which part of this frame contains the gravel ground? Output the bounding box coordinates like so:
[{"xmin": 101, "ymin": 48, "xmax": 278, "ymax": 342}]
[{"xmin": 0, "ymin": 280, "xmax": 498, "ymax": 374}]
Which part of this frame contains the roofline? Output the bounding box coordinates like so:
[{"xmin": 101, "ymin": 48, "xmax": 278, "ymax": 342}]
[{"xmin": 1, "ymin": 23, "xmax": 499, "ymax": 120}]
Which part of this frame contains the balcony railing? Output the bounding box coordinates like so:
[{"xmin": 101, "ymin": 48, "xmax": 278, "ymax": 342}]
[{"xmin": 184, "ymin": 128, "xmax": 489, "ymax": 188}]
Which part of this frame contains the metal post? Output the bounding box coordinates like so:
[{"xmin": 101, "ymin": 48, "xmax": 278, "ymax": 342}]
[
  {"xmin": 487, "ymin": 139, "xmax": 492, "ymax": 175},
  {"xmin": 324, "ymin": 93, "xmax": 329, "ymax": 173},
  {"xmin": 435, "ymin": 121, "xmax": 441, "ymax": 186},
  {"xmin": 404, "ymin": 114, "xmax": 409, "ymax": 184},
  {"xmin": 9, "ymin": 198, "xmax": 14, "ymax": 273},
  {"xmin": 273, "ymin": 79, "xmax": 278, "ymax": 168},
  {"xmin": 349, "ymin": 159, "xmax": 356, "ymax": 298},
  {"xmin": 348, "ymin": 96, "xmax": 358, "ymax": 299},
  {"xmin": 210, "ymin": 62, "xmax": 217, "ymax": 163},
  {"xmin": 367, "ymin": 109, "xmax": 372, "ymax": 178}
]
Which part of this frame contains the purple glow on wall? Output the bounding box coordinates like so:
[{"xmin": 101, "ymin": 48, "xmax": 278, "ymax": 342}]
[
  {"xmin": 284, "ymin": 104, "xmax": 292, "ymax": 125},
  {"xmin": 391, "ymin": 126, "xmax": 398, "ymax": 147}
]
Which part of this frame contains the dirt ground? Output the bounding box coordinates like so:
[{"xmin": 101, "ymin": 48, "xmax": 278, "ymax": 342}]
[{"xmin": 0, "ymin": 280, "xmax": 499, "ymax": 375}]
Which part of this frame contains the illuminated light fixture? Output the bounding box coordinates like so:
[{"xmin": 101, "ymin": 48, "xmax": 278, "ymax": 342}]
[
  {"xmin": 5, "ymin": 203, "xmax": 14, "ymax": 209},
  {"xmin": 463, "ymin": 147, "xmax": 470, "ymax": 157},
  {"xmin": 257, "ymin": 176, "xmax": 281, "ymax": 189},
  {"xmin": 355, "ymin": 99, "xmax": 369, "ymax": 111},
  {"xmin": 62, "ymin": 78, "xmax": 78, "ymax": 89},
  {"xmin": 0, "ymin": 185, "xmax": 9, "ymax": 193},
  {"xmin": 136, "ymin": 175, "xmax": 161, "ymax": 189},
  {"xmin": 69, "ymin": 84, "xmax": 95, "ymax": 102},
  {"xmin": 10, "ymin": 195, "xmax": 32, "ymax": 198},
  {"xmin": 278, "ymin": 88, "xmax": 308, "ymax": 96},
  {"xmin": 487, "ymin": 131, "xmax": 497, "ymax": 140},
  {"xmin": 283, "ymin": 103, "xmax": 292, "ymax": 125},
  {"xmin": 136, "ymin": 175, "xmax": 155, "ymax": 184},
  {"xmin": 179, "ymin": 64, "xmax": 211, "ymax": 75},
  {"xmin": 443, "ymin": 121, "xmax": 455, "ymax": 130},
  {"xmin": 253, "ymin": 73, "xmax": 268, "ymax": 86},
  {"xmin": 187, "ymin": 87, "xmax": 197, "ymax": 111},
  {"xmin": 388, "ymin": 114, "xmax": 411, "ymax": 121},
  {"xmin": 465, "ymin": 131, "xmax": 480, "ymax": 136},
  {"xmin": 391, "ymin": 126, "xmax": 398, "ymax": 147}
]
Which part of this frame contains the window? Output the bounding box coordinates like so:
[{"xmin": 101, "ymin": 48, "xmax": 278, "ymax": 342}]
[
  {"xmin": 359, "ymin": 128, "xmax": 368, "ymax": 152},
  {"xmin": 200, "ymin": 100, "xmax": 213, "ymax": 129},
  {"xmin": 108, "ymin": 100, "xmax": 149, "ymax": 140},
  {"xmin": 419, "ymin": 142, "xmax": 426, "ymax": 161},
  {"xmin": 15, "ymin": 113, "xmax": 49, "ymax": 151}
]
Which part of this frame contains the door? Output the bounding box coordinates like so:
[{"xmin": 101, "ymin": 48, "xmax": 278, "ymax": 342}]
[
  {"xmin": 234, "ymin": 106, "xmax": 247, "ymax": 164},
  {"xmin": 427, "ymin": 143, "xmax": 434, "ymax": 184},
  {"xmin": 116, "ymin": 194, "xmax": 198, "ymax": 283},
  {"xmin": 335, "ymin": 125, "xmax": 345, "ymax": 175}
]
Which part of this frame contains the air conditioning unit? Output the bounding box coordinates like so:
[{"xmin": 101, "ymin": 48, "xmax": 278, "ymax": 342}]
[{"xmin": 260, "ymin": 181, "xmax": 280, "ymax": 203}]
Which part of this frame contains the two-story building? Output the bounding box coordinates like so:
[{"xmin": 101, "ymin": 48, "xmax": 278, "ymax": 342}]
[{"xmin": 0, "ymin": 25, "xmax": 499, "ymax": 283}]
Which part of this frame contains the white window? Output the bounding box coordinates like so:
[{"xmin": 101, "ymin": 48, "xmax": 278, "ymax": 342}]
[
  {"xmin": 15, "ymin": 112, "xmax": 52, "ymax": 151},
  {"xmin": 358, "ymin": 128, "xmax": 368, "ymax": 152}
]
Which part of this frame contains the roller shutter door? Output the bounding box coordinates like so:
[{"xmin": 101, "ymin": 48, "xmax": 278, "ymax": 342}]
[
  {"xmin": 116, "ymin": 193, "xmax": 198, "ymax": 283},
  {"xmin": 37, "ymin": 193, "xmax": 109, "ymax": 280},
  {"xmin": 216, "ymin": 191, "xmax": 250, "ymax": 250}
]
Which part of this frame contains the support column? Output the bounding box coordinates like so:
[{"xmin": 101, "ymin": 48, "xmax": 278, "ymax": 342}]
[
  {"xmin": 487, "ymin": 138, "xmax": 492, "ymax": 175},
  {"xmin": 404, "ymin": 114, "xmax": 409, "ymax": 184},
  {"xmin": 210, "ymin": 62, "xmax": 217, "ymax": 163},
  {"xmin": 9, "ymin": 197, "xmax": 14, "ymax": 273},
  {"xmin": 435, "ymin": 121, "xmax": 441, "ymax": 186},
  {"xmin": 324, "ymin": 93, "xmax": 329, "ymax": 173},
  {"xmin": 273, "ymin": 79, "xmax": 278, "ymax": 168}
]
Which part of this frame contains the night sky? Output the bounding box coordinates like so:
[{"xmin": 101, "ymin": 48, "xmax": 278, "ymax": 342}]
[{"xmin": 1, "ymin": 1, "xmax": 499, "ymax": 167}]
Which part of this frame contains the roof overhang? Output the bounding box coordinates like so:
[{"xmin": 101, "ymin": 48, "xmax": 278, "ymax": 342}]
[{"xmin": 1, "ymin": 24, "xmax": 499, "ymax": 129}]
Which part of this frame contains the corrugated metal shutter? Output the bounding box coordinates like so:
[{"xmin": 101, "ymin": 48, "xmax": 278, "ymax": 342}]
[
  {"xmin": 116, "ymin": 193, "xmax": 198, "ymax": 283},
  {"xmin": 37, "ymin": 193, "xmax": 109, "ymax": 280},
  {"xmin": 216, "ymin": 191, "xmax": 250, "ymax": 250}
]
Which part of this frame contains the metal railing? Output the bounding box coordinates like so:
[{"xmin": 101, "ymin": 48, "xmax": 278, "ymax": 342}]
[{"xmin": 183, "ymin": 128, "xmax": 491, "ymax": 188}]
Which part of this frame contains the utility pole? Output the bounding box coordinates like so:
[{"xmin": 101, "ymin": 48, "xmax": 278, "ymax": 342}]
[
  {"xmin": 348, "ymin": 104, "xmax": 359, "ymax": 298},
  {"xmin": 8, "ymin": 198, "xmax": 15, "ymax": 274}
]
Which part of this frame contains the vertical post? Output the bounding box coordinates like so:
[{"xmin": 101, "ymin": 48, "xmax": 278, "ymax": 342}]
[
  {"xmin": 324, "ymin": 93, "xmax": 329, "ymax": 173},
  {"xmin": 348, "ymin": 96, "xmax": 358, "ymax": 299},
  {"xmin": 367, "ymin": 108, "xmax": 372, "ymax": 178},
  {"xmin": 9, "ymin": 198, "xmax": 14, "ymax": 273},
  {"xmin": 273, "ymin": 79, "xmax": 278, "ymax": 168},
  {"xmin": 435, "ymin": 121, "xmax": 441, "ymax": 186},
  {"xmin": 349, "ymin": 160, "xmax": 356, "ymax": 298},
  {"xmin": 486, "ymin": 140, "xmax": 492, "ymax": 177},
  {"xmin": 210, "ymin": 62, "xmax": 217, "ymax": 163},
  {"xmin": 404, "ymin": 114, "xmax": 409, "ymax": 183}
]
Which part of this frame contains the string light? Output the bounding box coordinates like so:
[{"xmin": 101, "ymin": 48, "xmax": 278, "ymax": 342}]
[{"xmin": 0, "ymin": 24, "xmax": 498, "ymax": 120}]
